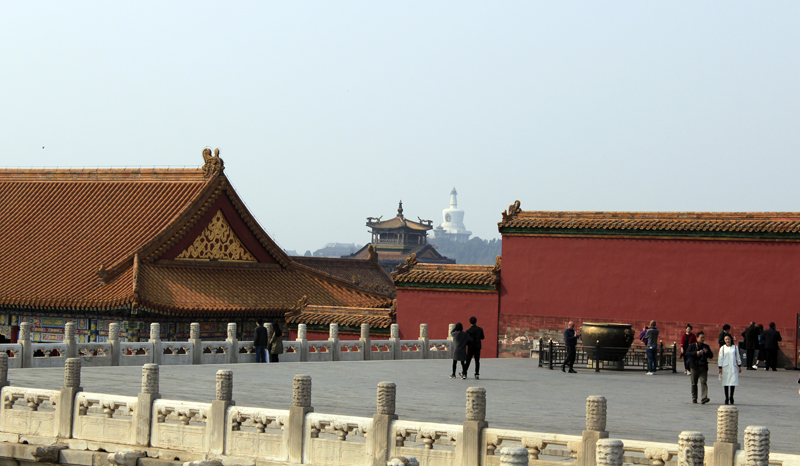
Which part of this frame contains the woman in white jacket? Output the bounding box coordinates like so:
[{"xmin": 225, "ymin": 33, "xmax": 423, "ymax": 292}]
[{"xmin": 718, "ymin": 334, "xmax": 742, "ymax": 405}]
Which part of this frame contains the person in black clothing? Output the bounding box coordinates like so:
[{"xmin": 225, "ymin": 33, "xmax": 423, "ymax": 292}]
[
  {"xmin": 718, "ymin": 324, "xmax": 731, "ymax": 348},
  {"xmin": 741, "ymin": 322, "xmax": 759, "ymax": 370},
  {"xmin": 688, "ymin": 331, "xmax": 714, "ymax": 404},
  {"xmin": 464, "ymin": 316, "xmax": 485, "ymax": 380},
  {"xmin": 253, "ymin": 319, "xmax": 269, "ymax": 363},
  {"xmin": 562, "ymin": 321, "xmax": 580, "ymax": 374},
  {"xmin": 268, "ymin": 321, "xmax": 283, "ymax": 363},
  {"xmin": 450, "ymin": 323, "xmax": 472, "ymax": 380},
  {"xmin": 762, "ymin": 322, "xmax": 782, "ymax": 371}
]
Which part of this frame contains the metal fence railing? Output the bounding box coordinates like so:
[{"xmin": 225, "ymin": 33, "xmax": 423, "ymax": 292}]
[{"xmin": 535, "ymin": 338, "xmax": 678, "ymax": 372}]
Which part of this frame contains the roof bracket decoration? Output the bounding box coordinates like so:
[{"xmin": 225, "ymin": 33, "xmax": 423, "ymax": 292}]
[
  {"xmin": 492, "ymin": 256, "xmax": 502, "ymax": 277},
  {"xmin": 367, "ymin": 245, "xmax": 378, "ymax": 263},
  {"xmin": 176, "ymin": 211, "xmax": 257, "ymax": 262},
  {"xmin": 202, "ymin": 148, "xmax": 224, "ymax": 178},
  {"xmin": 391, "ymin": 253, "xmax": 418, "ymax": 279},
  {"xmin": 501, "ymin": 200, "xmax": 522, "ymax": 222},
  {"xmin": 97, "ymin": 264, "xmax": 108, "ymax": 284},
  {"xmin": 296, "ymin": 295, "xmax": 308, "ymax": 311}
]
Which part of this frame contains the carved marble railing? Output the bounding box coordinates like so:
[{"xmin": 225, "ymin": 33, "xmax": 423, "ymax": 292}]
[
  {"xmin": 306, "ymin": 341, "xmax": 334, "ymax": 362},
  {"xmin": 281, "ymin": 341, "xmax": 301, "ymax": 362},
  {"xmin": 427, "ymin": 340, "xmax": 452, "ymax": 359},
  {"xmin": 370, "ymin": 341, "xmax": 397, "ymax": 361},
  {"xmin": 391, "ymin": 420, "xmax": 461, "ymax": 465},
  {"xmin": 73, "ymin": 392, "xmax": 138, "ymax": 444},
  {"xmin": 0, "ymin": 345, "xmax": 22, "ymax": 368},
  {"xmin": 337, "ymin": 340, "xmax": 365, "ymax": 362},
  {"xmin": 31, "ymin": 342, "xmax": 68, "ymax": 367},
  {"xmin": 120, "ymin": 342, "xmax": 153, "ymax": 366},
  {"xmin": 0, "ymin": 387, "xmax": 60, "ymax": 437},
  {"xmin": 304, "ymin": 413, "xmax": 372, "ymax": 465},
  {"xmin": 225, "ymin": 406, "xmax": 289, "ymax": 460},
  {"xmin": 161, "ymin": 343, "xmax": 192, "ymax": 365},
  {"xmin": 151, "ymin": 399, "xmax": 211, "ymax": 452},
  {"xmin": 77, "ymin": 342, "xmax": 112, "ymax": 366},
  {"xmin": 481, "ymin": 428, "xmax": 583, "ymax": 465}
]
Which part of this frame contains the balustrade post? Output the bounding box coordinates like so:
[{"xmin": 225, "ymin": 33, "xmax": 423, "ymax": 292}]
[
  {"xmin": 329, "ymin": 323, "xmax": 340, "ymax": 362},
  {"xmin": 57, "ymin": 358, "xmax": 82, "ymax": 438},
  {"xmin": 135, "ymin": 364, "xmax": 159, "ymax": 446},
  {"xmin": 578, "ymin": 396, "xmax": 609, "ymax": 466},
  {"xmin": 459, "ymin": 387, "xmax": 488, "ymax": 466},
  {"xmin": 149, "ymin": 323, "xmax": 162, "ymax": 365},
  {"xmin": 370, "ymin": 382, "xmax": 398, "ymax": 466},
  {"xmin": 0, "ymin": 353, "xmax": 9, "ymax": 389},
  {"xmin": 678, "ymin": 431, "xmax": 705, "ymax": 466},
  {"xmin": 297, "ymin": 324, "xmax": 308, "ymax": 362},
  {"xmin": 360, "ymin": 323, "xmax": 371, "ymax": 361},
  {"xmin": 744, "ymin": 426, "xmax": 769, "ymax": 466},
  {"xmin": 448, "ymin": 323, "xmax": 456, "ymax": 359},
  {"xmin": 390, "ymin": 324, "xmax": 401, "ymax": 360},
  {"xmin": 189, "ymin": 323, "xmax": 202, "ymax": 365},
  {"xmin": 419, "ymin": 324, "xmax": 429, "ymax": 359},
  {"xmin": 500, "ymin": 447, "xmax": 529, "ymax": 466},
  {"xmin": 713, "ymin": 406, "xmax": 740, "ymax": 466},
  {"xmin": 108, "ymin": 322, "xmax": 120, "ymax": 366},
  {"xmin": 65, "ymin": 321, "xmax": 78, "ymax": 359},
  {"xmin": 595, "ymin": 439, "xmax": 624, "ymax": 466},
  {"xmin": 226, "ymin": 323, "xmax": 238, "ymax": 364},
  {"xmin": 288, "ymin": 375, "xmax": 313, "ymax": 464},
  {"xmin": 209, "ymin": 370, "xmax": 234, "ymax": 454},
  {"xmin": 19, "ymin": 322, "xmax": 32, "ymax": 369}
]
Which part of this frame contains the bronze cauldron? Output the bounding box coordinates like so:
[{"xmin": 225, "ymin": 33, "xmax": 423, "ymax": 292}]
[{"xmin": 580, "ymin": 322, "xmax": 635, "ymax": 362}]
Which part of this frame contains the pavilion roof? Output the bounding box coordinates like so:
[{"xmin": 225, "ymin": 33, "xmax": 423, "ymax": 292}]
[
  {"xmin": 392, "ymin": 255, "xmax": 500, "ymax": 292},
  {"xmin": 292, "ymin": 253, "xmax": 395, "ymax": 295}
]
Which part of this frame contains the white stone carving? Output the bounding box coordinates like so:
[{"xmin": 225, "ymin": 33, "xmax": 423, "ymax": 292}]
[
  {"xmin": 0, "ymin": 353, "xmax": 8, "ymax": 385},
  {"xmin": 500, "ymin": 447, "xmax": 529, "ymax": 466},
  {"xmin": 419, "ymin": 324, "xmax": 428, "ymax": 340},
  {"xmin": 216, "ymin": 370, "xmax": 233, "ymax": 401},
  {"xmin": 183, "ymin": 461, "xmax": 222, "ymax": 466},
  {"xmin": 150, "ymin": 323, "xmax": 161, "ymax": 341},
  {"xmin": 2, "ymin": 388, "xmax": 59, "ymax": 410},
  {"xmin": 293, "ymin": 374, "xmax": 311, "ymax": 407},
  {"xmin": 190, "ymin": 323, "xmax": 200, "ymax": 340},
  {"xmin": 678, "ymin": 431, "xmax": 705, "ymax": 466},
  {"xmin": 76, "ymin": 393, "xmax": 136, "ymax": 417},
  {"xmin": 228, "ymin": 406, "xmax": 287, "ymax": 432},
  {"xmin": 329, "ymin": 323, "xmax": 338, "ymax": 339},
  {"xmin": 64, "ymin": 322, "xmax": 76, "ymax": 340},
  {"xmin": 596, "ymin": 439, "xmax": 624, "ymax": 466},
  {"xmin": 586, "ymin": 396, "xmax": 607, "ymax": 432},
  {"xmin": 388, "ymin": 457, "xmax": 419, "ymax": 466},
  {"xmin": 361, "ymin": 323, "xmax": 370, "ymax": 339},
  {"xmin": 64, "ymin": 358, "xmax": 81, "ymax": 388},
  {"xmin": 644, "ymin": 447, "xmax": 673, "ymax": 466},
  {"xmin": 744, "ymin": 426, "xmax": 770, "ymax": 466},
  {"xmin": 448, "ymin": 323, "xmax": 456, "ymax": 337},
  {"xmin": 466, "ymin": 387, "xmax": 486, "ymax": 421},
  {"xmin": 297, "ymin": 324, "xmax": 307, "ymax": 340},
  {"xmin": 377, "ymin": 382, "xmax": 396, "ymax": 415},
  {"xmin": 142, "ymin": 364, "xmax": 159, "ymax": 394},
  {"xmin": 391, "ymin": 324, "xmax": 400, "ymax": 339},
  {"xmin": 19, "ymin": 323, "xmax": 31, "ymax": 341},
  {"xmin": 108, "ymin": 323, "xmax": 120, "ymax": 341},
  {"xmin": 227, "ymin": 323, "xmax": 237, "ymax": 340},
  {"xmin": 717, "ymin": 406, "xmax": 738, "ymax": 444},
  {"xmin": 107, "ymin": 451, "xmax": 145, "ymax": 466}
]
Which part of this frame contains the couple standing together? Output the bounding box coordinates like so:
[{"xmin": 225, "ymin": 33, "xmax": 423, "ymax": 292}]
[
  {"xmin": 253, "ymin": 319, "xmax": 284, "ymax": 363},
  {"xmin": 450, "ymin": 317, "xmax": 485, "ymax": 380}
]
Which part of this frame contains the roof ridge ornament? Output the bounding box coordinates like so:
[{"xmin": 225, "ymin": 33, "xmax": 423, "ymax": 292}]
[
  {"xmin": 502, "ymin": 200, "xmax": 522, "ymax": 222},
  {"xmin": 296, "ymin": 295, "xmax": 308, "ymax": 311},
  {"xmin": 492, "ymin": 256, "xmax": 502, "ymax": 276},
  {"xmin": 397, "ymin": 200, "xmax": 404, "ymax": 218},
  {"xmin": 202, "ymin": 147, "xmax": 224, "ymax": 178},
  {"xmin": 367, "ymin": 245, "xmax": 378, "ymax": 263},
  {"xmin": 391, "ymin": 253, "xmax": 418, "ymax": 279}
]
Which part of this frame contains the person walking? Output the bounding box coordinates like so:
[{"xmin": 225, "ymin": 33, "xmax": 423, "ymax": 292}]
[
  {"xmin": 561, "ymin": 321, "xmax": 580, "ymax": 374},
  {"xmin": 268, "ymin": 322, "xmax": 283, "ymax": 363},
  {"xmin": 718, "ymin": 324, "xmax": 732, "ymax": 348},
  {"xmin": 688, "ymin": 331, "xmax": 714, "ymax": 404},
  {"xmin": 762, "ymin": 322, "xmax": 782, "ymax": 371},
  {"xmin": 449, "ymin": 323, "xmax": 472, "ymax": 380},
  {"xmin": 464, "ymin": 316, "xmax": 485, "ymax": 379},
  {"xmin": 644, "ymin": 321, "xmax": 659, "ymax": 375},
  {"xmin": 718, "ymin": 334, "xmax": 742, "ymax": 404},
  {"xmin": 753, "ymin": 324, "xmax": 765, "ymax": 369},
  {"xmin": 253, "ymin": 319, "xmax": 269, "ymax": 363},
  {"xmin": 680, "ymin": 324, "xmax": 697, "ymax": 375},
  {"xmin": 741, "ymin": 322, "xmax": 759, "ymax": 370}
]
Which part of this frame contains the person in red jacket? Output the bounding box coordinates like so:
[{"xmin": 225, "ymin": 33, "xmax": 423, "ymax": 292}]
[{"xmin": 680, "ymin": 324, "xmax": 697, "ymax": 375}]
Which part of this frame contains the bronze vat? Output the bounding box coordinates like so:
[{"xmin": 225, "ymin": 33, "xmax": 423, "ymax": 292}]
[{"xmin": 580, "ymin": 322, "xmax": 635, "ymax": 362}]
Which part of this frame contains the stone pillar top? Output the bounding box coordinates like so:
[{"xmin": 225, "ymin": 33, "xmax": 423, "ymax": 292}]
[
  {"xmin": 142, "ymin": 364, "xmax": 159, "ymax": 395},
  {"xmin": 190, "ymin": 323, "xmax": 200, "ymax": 340},
  {"xmin": 216, "ymin": 370, "xmax": 233, "ymax": 401},
  {"xmin": 109, "ymin": 323, "xmax": 120, "ymax": 341},
  {"xmin": 64, "ymin": 358, "xmax": 81, "ymax": 388},
  {"xmin": 19, "ymin": 322, "xmax": 31, "ymax": 341},
  {"xmin": 466, "ymin": 387, "xmax": 486, "ymax": 422},
  {"xmin": 678, "ymin": 431, "xmax": 705, "ymax": 466},
  {"xmin": 227, "ymin": 323, "xmax": 237, "ymax": 340},
  {"xmin": 65, "ymin": 322, "xmax": 76, "ymax": 340},
  {"xmin": 448, "ymin": 323, "xmax": 455, "ymax": 337},
  {"xmin": 499, "ymin": 447, "xmax": 529, "ymax": 466},
  {"xmin": 150, "ymin": 323, "xmax": 161, "ymax": 341},
  {"xmin": 377, "ymin": 381, "xmax": 396, "ymax": 415},
  {"xmin": 293, "ymin": 374, "xmax": 311, "ymax": 407},
  {"xmin": 744, "ymin": 426, "xmax": 770, "ymax": 466},
  {"xmin": 329, "ymin": 323, "xmax": 339, "ymax": 340},
  {"xmin": 596, "ymin": 439, "xmax": 624, "ymax": 466},
  {"xmin": 297, "ymin": 324, "xmax": 307, "ymax": 341},
  {"xmin": 419, "ymin": 324, "xmax": 428, "ymax": 340},
  {"xmin": 586, "ymin": 396, "xmax": 607, "ymax": 432},
  {"xmin": 390, "ymin": 324, "xmax": 399, "ymax": 339},
  {"xmin": 360, "ymin": 323, "xmax": 370, "ymax": 339},
  {"xmin": 716, "ymin": 405, "xmax": 738, "ymax": 444}
]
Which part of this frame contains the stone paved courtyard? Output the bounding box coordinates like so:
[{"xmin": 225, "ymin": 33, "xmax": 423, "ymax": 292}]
[{"xmin": 7, "ymin": 358, "xmax": 800, "ymax": 454}]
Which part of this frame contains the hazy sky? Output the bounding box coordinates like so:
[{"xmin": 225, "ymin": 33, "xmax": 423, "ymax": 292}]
[{"xmin": 3, "ymin": 3, "xmax": 799, "ymax": 253}]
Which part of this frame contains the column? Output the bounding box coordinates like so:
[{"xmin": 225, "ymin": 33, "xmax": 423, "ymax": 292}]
[
  {"xmin": 149, "ymin": 323, "xmax": 162, "ymax": 365},
  {"xmin": 714, "ymin": 406, "xmax": 740, "ymax": 466},
  {"xmin": 19, "ymin": 322, "xmax": 32, "ymax": 369},
  {"xmin": 360, "ymin": 324, "xmax": 371, "ymax": 361},
  {"xmin": 460, "ymin": 387, "xmax": 488, "ymax": 466},
  {"xmin": 108, "ymin": 323, "xmax": 120, "ymax": 366},
  {"xmin": 744, "ymin": 426, "xmax": 769, "ymax": 466},
  {"xmin": 135, "ymin": 364, "xmax": 159, "ymax": 446},
  {"xmin": 296, "ymin": 324, "xmax": 308, "ymax": 362},
  {"xmin": 226, "ymin": 323, "xmax": 238, "ymax": 364},
  {"xmin": 578, "ymin": 396, "xmax": 610, "ymax": 466},
  {"xmin": 390, "ymin": 324, "xmax": 401, "ymax": 360},
  {"xmin": 500, "ymin": 447, "xmax": 529, "ymax": 466},
  {"xmin": 57, "ymin": 358, "xmax": 82, "ymax": 438},
  {"xmin": 288, "ymin": 375, "xmax": 313, "ymax": 464},
  {"xmin": 209, "ymin": 370, "xmax": 234, "ymax": 454},
  {"xmin": 65, "ymin": 322, "xmax": 77, "ymax": 359},
  {"xmin": 329, "ymin": 324, "xmax": 339, "ymax": 362},
  {"xmin": 0, "ymin": 353, "xmax": 9, "ymax": 389},
  {"xmin": 189, "ymin": 323, "xmax": 202, "ymax": 365},
  {"xmin": 596, "ymin": 439, "xmax": 624, "ymax": 466},
  {"xmin": 419, "ymin": 324, "xmax": 429, "ymax": 359},
  {"xmin": 677, "ymin": 431, "xmax": 705, "ymax": 466},
  {"xmin": 370, "ymin": 382, "xmax": 398, "ymax": 466}
]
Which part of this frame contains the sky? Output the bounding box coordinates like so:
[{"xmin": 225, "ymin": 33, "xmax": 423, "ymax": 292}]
[{"xmin": 2, "ymin": 2, "xmax": 799, "ymax": 254}]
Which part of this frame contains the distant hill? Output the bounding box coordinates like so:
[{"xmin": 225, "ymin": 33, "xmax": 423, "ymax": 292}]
[{"xmin": 428, "ymin": 237, "xmax": 501, "ymax": 265}]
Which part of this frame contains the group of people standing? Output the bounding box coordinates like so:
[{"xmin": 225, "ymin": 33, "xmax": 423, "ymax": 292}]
[
  {"xmin": 253, "ymin": 319, "xmax": 284, "ymax": 363},
  {"xmin": 449, "ymin": 317, "xmax": 485, "ymax": 380}
]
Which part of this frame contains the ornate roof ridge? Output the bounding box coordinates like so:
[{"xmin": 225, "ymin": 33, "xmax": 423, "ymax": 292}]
[
  {"xmin": 0, "ymin": 167, "xmax": 206, "ymax": 182},
  {"xmin": 512, "ymin": 210, "xmax": 800, "ymax": 220}
]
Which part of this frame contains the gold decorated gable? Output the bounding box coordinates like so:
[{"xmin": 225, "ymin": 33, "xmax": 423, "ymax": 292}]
[{"xmin": 176, "ymin": 210, "xmax": 257, "ymax": 262}]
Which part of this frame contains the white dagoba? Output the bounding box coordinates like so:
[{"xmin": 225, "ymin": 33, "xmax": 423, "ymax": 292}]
[{"xmin": 435, "ymin": 187, "xmax": 472, "ymax": 242}]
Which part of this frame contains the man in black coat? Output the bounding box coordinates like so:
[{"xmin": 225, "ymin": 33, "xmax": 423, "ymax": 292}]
[
  {"xmin": 562, "ymin": 321, "xmax": 580, "ymax": 374},
  {"xmin": 718, "ymin": 324, "xmax": 731, "ymax": 348},
  {"xmin": 741, "ymin": 322, "xmax": 759, "ymax": 370},
  {"xmin": 253, "ymin": 319, "xmax": 269, "ymax": 363},
  {"xmin": 687, "ymin": 331, "xmax": 714, "ymax": 404},
  {"xmin": 762, "ymin": 322, "xmax": 782, "ymax": 371},
  {"xmin": 464, "ymin": 316, "xmax": 485, "ymax": 380}
]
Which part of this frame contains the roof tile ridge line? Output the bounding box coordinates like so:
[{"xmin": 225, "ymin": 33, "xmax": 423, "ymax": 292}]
[
  {"xmin": 220, "ymin": 176, "xmax": 291, "ymax": 268},
  {"xmin": 291, "ymin": 262, "xmax": 394, "ymax": 299},
  {"xmin": 138, "ymin": 173, "xmax": 225, "ymax": 263}
]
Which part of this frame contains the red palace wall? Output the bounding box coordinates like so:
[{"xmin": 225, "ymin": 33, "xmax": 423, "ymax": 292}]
[
  {"xmin": 499, "ymin": 236, "xmax": 800, "ymax": 365},
  {"xmin": 395, "ymin": 289, "xmax": 499, "ymax": 358}
]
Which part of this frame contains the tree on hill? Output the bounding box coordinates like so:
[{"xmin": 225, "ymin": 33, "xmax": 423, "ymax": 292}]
[{"xmin": 428, "ymin": 237, "xmax": 501, "ymax": 265}]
